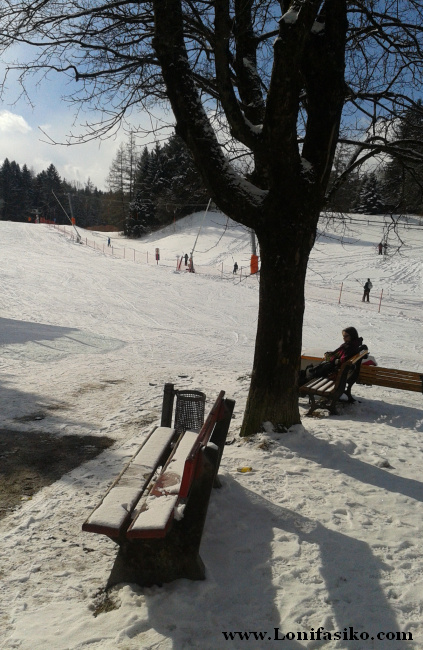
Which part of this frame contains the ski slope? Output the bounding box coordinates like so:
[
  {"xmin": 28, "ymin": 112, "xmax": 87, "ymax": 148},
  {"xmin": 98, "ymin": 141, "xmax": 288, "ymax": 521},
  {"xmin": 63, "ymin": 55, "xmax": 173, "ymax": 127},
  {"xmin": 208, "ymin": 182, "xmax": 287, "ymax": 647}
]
[{"xmin": 0, "ymin": 212, "xmax": 422, "ymax": 649}]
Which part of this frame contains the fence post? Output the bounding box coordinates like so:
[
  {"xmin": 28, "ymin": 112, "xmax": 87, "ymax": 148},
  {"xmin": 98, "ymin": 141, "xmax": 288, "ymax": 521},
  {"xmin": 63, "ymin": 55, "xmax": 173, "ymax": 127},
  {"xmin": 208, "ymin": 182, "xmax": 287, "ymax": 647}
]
[
  {"xmin": 338, "ymin": 282, "xmax": 343, "ymax": 304},
  {"xmin": 378, "ymin": 288, "xmax": 383, "ymax": 313},
  {"xmin": 240, "ymin": 266, "xmax": 243, "ymax": 282}
]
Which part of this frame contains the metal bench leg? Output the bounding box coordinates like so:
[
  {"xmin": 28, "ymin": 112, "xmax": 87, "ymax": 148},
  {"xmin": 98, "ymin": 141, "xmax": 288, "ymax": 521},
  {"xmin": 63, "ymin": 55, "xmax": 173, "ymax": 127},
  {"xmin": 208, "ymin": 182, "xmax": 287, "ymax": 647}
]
[
  {"xmin": 327, "ymin": 398, "xmax": 338, "ymax": 415},
  {"xmin": 306, "ymin": 400, "xmax": 321, "ymax": 416},
  {"xmin": 344, "ymin": 383, "xmax": 356, "ymax": 403}
]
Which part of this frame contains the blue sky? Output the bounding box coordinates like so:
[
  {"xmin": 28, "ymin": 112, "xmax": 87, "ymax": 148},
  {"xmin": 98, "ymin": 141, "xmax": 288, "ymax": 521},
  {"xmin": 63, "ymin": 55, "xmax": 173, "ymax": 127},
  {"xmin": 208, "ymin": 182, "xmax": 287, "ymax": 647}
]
[{"xmin": 0, "ymin": 56, "xmax": 170, "ymax": 191}]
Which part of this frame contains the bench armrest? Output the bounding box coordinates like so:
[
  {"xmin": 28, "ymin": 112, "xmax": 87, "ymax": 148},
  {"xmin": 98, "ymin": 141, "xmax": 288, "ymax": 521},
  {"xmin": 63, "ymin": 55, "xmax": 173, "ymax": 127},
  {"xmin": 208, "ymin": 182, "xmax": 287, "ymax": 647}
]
[{"xmin": 345, "ymin": 349, "xmax": 369, "ymax": 366}]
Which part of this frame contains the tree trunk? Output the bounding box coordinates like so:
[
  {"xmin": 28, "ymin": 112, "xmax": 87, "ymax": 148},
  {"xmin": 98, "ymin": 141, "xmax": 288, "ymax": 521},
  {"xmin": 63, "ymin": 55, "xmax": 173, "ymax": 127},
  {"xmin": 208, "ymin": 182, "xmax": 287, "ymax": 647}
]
[{"xmin": 240, "ymin": 210, "xmax": 315, "ymax": 437}]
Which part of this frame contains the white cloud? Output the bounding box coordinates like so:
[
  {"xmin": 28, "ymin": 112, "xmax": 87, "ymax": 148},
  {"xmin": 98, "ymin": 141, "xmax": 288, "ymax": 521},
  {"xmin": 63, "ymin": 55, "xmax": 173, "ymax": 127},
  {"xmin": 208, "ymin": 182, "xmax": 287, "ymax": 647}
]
[
  {"xmin": 0, "ymin": 70, "xmax": 174, "ymax": 189},
  {"xmin": 0, "ymin": 110, "xmax": 32, "ymax": 134}
]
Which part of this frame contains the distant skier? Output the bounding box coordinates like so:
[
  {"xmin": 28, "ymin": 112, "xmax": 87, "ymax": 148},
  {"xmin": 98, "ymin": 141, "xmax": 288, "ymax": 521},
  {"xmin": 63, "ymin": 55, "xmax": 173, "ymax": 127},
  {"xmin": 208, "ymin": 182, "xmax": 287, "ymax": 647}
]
[
  {"xmin": 107, "ymin": 237, "xmax": 111, "ymax": 247},
  {"xmin": 362, "ymin": 278, "xmax": 372, "ymax": 302},
  {"xmin": 184, "ymin": 253, "xmax": 189, "ymax": 266},
  {"xmin": 378, "ymin": 242, "xmax": 383, "ymax": 255},
  {"xmin": 233, "ymin": 262, "xmax": 238, "ymax": 274}
]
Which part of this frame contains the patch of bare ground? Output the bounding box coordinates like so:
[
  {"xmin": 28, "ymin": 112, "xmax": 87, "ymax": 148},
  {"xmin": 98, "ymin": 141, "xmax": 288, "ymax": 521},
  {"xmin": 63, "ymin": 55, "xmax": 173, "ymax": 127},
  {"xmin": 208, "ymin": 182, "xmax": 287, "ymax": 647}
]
[{"xmin": 0, "ymin": 430, "xmax": 114, "ymax": 520}]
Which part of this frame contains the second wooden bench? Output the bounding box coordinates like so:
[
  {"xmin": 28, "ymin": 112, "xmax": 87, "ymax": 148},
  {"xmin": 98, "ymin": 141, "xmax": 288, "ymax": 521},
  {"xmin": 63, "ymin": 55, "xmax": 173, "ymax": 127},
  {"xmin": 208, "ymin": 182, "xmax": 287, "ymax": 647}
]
[
  {"xmin": 357, "ymin": 365, "xmax": 423, "ymax": 393},
  {"xmin": 299, "ymin": 349, "xmax": 369, "ymax": 415}
]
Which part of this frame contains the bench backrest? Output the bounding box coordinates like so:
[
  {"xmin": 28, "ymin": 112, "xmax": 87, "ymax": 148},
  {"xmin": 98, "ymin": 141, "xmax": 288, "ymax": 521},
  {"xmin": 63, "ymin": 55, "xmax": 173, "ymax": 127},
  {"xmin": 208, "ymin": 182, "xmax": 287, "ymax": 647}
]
[
  {"xmin": 322, "ymin": 349, "xmax": 368, "ymax": 389},
  {"xmin": 338, "ymin": 349, "xmax": 369, "ymax": 389},
  {"xmin": 358, "ymin": 365, "xmax": 423, "ymax": 392},
  {"xmin": 179, "ymin": 390, "xmax": 225, "ymax": 497}
]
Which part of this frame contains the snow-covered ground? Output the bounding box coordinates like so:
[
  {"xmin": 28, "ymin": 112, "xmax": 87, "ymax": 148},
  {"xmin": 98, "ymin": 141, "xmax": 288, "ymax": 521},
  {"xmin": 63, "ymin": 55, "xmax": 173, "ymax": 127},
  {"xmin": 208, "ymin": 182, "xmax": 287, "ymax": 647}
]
[{"xmin": 0, "ymin": 212, "xmax": 422, "ymax": 649}]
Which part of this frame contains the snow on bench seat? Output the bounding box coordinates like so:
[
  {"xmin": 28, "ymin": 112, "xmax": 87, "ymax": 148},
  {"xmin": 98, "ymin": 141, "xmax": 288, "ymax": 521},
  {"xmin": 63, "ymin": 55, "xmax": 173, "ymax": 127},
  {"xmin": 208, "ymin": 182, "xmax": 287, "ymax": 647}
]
[
  {"xmin": 127, "ymin": 494, "xmax": 179, "ymax": 538},
  {"xmin": 82, "ymin": 426, "xmax": 176, "ymax": 537},
  {"xmin": 127, "ymin": 430, "xmax": 199, "ymax": 539}
]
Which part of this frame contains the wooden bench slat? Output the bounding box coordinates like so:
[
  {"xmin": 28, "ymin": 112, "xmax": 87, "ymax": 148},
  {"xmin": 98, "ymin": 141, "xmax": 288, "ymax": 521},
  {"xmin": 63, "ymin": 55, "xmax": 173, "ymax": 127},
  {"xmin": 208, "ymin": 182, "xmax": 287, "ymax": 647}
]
[
  {"xmin": 358, "ymin": 366, "xmax": 422, "ymax": 393},
  {"xmin": 127, "ymin": 494, "xmax": 179, "ymax": 539},
  {"xmin": 360, "ymin": 367, "xmax": 420, "ymax": 380},
  {"xmin": 358, "ymin": 377, "xmax": 422, "ymax": 391},
  {"xmin": 82, "ymin": 426, "xmax": 176, "ymax": 537},
  {"xmin": 82, "ymin": 486, "xmax": 148, "ymax": 537},
  {"xmin": 126, "ymin": 430, "xmax": 199, "ymax": 539},
  {"xmin": 305, "ymin": 377, "xmax": 336, "ymax": 392},
  {"xmin": 151, "ymin": 430, "xmax": 199, "ymax": 496}
]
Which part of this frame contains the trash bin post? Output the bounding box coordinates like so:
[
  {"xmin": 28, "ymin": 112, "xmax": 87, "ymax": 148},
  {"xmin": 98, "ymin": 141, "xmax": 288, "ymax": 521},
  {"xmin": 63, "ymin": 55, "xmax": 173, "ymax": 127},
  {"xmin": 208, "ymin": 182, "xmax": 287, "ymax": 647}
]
[
  {"xmin": 161, "ymin": 383, "xmax": 175, "ymax": 427},
  {"xmin": 174, "ymin": 390, "xmax": 206, "ymax": 434}
]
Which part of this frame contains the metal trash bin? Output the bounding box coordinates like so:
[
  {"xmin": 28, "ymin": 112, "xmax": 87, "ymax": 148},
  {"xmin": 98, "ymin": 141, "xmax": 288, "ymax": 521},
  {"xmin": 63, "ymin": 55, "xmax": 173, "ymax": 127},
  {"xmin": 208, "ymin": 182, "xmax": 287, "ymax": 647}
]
[{"xmin": 174, "ymin": 390, "xmax": 206, "ymax": 434}]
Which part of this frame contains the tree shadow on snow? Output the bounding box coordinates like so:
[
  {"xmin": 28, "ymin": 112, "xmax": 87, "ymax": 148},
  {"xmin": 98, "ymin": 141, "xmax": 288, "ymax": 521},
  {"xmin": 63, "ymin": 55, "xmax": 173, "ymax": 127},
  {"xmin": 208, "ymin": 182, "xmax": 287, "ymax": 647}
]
[
  {"xmin": 335, "ymin": 395, "xmax": 423, "ymax": 433},
  {"xmin": 0, "ymin": 317, "xmax": 125, "ymax": 359},
  {"xmin": 281, "ymin": 428, "xmax": 423, "ymax": 504},
  {"xmin": 0, "ymin": 373, "xmax": 94, "ymax": 432},
  {"xmin": 0, "ymin": 317, "xmax": 78, "ymax": 345},
  {"xmin": 144, "ymin": 477, "xmax": 412, "ymax": 649},
  {"xmin": 144, "ymin": 476, "xmax": 303, "ymax": 650}
]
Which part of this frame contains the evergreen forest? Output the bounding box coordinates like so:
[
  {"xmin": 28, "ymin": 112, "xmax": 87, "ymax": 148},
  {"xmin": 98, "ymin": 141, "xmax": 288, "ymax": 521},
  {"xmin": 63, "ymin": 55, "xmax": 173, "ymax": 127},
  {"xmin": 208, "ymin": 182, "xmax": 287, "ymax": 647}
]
[
  {"xmin": 2, "ymin": 111, "xmax": 422, "ymax": 233},
  {"xmin": 0, "ymin": 159, "xmax": 106, "ymax": 227}
]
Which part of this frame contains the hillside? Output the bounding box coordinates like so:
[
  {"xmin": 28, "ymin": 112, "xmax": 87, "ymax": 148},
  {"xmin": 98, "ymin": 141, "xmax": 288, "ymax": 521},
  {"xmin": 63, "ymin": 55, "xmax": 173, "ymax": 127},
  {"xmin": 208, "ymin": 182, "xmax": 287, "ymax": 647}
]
[{"xmin": 0, "ymin": 213, "xmax": 422, "ymax": 649}]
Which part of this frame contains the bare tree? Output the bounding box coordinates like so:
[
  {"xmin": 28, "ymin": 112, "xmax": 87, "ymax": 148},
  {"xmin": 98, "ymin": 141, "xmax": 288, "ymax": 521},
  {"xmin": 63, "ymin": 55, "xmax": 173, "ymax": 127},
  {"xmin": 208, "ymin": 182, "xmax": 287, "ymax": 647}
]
[
  {"xmin": 107, "ymin": 135, "xmax": 138, "ymax": 221},
  {"xmin": 1, "ymin": 1, "xmax": 423, "ymax": 435}
]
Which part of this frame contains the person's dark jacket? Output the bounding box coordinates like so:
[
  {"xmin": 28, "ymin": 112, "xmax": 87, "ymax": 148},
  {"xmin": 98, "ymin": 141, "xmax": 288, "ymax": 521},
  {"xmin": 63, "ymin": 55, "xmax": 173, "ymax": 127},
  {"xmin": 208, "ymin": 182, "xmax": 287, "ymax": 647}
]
[
  {"xmin": 326, "ymin": 337, "xmax": 363, "ymax": 365},
  {"xmin": 300, "ymin": 337, "xmax": 364, "ymax": 385}
]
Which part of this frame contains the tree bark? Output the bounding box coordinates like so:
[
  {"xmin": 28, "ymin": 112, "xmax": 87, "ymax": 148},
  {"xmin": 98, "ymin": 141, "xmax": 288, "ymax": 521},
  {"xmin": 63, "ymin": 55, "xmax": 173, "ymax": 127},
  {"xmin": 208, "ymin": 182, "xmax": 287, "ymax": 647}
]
[
  {"xmin": 240, "ymin": 205, "xmax": 316, "ymax": 436},
  {"xmin": 151, "ymin": 0, "xmax": 346, "ymax": 436}
]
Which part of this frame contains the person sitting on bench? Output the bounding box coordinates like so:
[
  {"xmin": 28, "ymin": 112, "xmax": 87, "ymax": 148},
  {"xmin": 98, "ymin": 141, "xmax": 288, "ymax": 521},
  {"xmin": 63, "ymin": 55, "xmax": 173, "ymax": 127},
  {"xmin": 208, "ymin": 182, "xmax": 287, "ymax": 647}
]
[{"xmin": 299, "ymin": 327, "xmax": 365, "ymax": 386}]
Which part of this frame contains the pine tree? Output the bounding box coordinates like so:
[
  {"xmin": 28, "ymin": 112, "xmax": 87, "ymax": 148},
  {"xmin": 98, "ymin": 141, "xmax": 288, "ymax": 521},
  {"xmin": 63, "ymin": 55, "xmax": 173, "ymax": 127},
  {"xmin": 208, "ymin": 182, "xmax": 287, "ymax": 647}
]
[
  {"xmin": 383, "ymin": 101, "xmax": 423, "ymax": 214},
  {"xmin": 126, "ymin": 146, "xmax": 157, "ymax": 236},
  {"xmin": 356, "ymin": 173, "xmax": 384, "ymax": 214},
  {"xmin": 0, "ymin": 158, "xmax": 23, "ymax": 220},
  {"xmin": 159, "ymin": 134, "xmax": 208, "ymax": 219},
  {"xmin": 34, "ymin": 164, "xmax": 63, "ymax": 222},
  {"xmin": 127, "ymin": 135, "xmax": 208, "ymax": 236},
  {"xmin": 107, "ymin": 135, "xmax": 140, "ymax": 226},
  {"xmin": 125, "ymin": 133, "xmax": 137, "ymax": 202},
  {"xmin": 20, "ymin": 164, "xmax": 34, "ymax": 221}
]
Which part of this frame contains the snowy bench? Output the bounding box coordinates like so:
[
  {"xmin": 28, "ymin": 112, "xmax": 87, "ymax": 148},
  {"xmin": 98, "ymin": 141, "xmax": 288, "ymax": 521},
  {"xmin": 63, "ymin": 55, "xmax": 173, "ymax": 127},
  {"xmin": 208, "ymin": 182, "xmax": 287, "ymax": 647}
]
[
  {"xmin": 299, "ymin": 349, "xmax": 369, "ymax": 415},
  {"xmin": 82, "ymin": 390, "xmax": 235, "ymax": 587}
]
